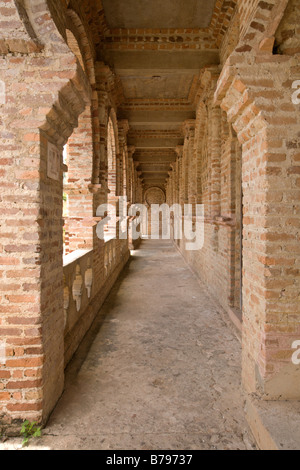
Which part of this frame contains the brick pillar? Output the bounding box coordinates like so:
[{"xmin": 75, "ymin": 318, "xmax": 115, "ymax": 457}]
[
  {"xmin": 134, "ymin": 162, "xmax": 141, "ymax": 204},
  {"xmin": 171, "ymin": 164, "xmax": 177, "ymax": 207},
  {"xmin": 216, "ymin": 52, "xmax": 300, "ymax": 399},
  {"xmin": 195, "ymin": 103, "xmax": 206, "ymax": 206},
  {"xmin": 210, "ymin": 105, "xmax": 222, "ymax": 218},
  {"xmin": 95, "ymin": 82, "xmax": 109, "ymax": 193},
  {"xmin": 118, "ymin": 120, "xmax": 130, "ymax": 246},
  {"xmin": 88, "ymin": 89, "xmax": 102, "ymax": 192},
  {"xmin": 118, "ymin": 120, "xmax": 130, "ymax": 197},
  {"xmin": 175, "ymin": 147, "xmax": 182, "ymax": 207},
  {"xmin": 187, "ymin": 121, "xmax": 197, "ymax": 207},
  {"xmin": 182, "ymin": 121, "xmax": 196, "ymax": 207},
  {"xmin": 0, "ymin": 7, "xmax": 91, "ymax": 429},
  {"xmin": 127, "ymin": 146, "xmax": 135, "ymax": 205},
  {"xmin": 64, "ymin": 106, "xmax": 94, "ymax": 253},
  {"xmin": 167, "ymin": 171, "xmax": 173, "ymax": 206},
  {"xmin": 176, "ymin": 146, "xmax": 184, "ymax": 208}
]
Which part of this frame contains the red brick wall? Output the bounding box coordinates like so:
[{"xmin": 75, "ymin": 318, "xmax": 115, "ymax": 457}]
[
  {"xmin": 64, "ymin": 106, "xmax": 94, "ymax": 254},
  {"xmin": 168, "ymin": 0, "xmax": 300, "ymax": 400},
  {"xmin": 275, "ymin": 0, "xmax": 300, "ymax": 55},
  {"xmin": 0, "ymin": 0, "xmax": 132, "ymax": 432},
  {"xmin": 170, "ymin": 75, "xmax": 242, "ymax": 315},
  {"xmin": 216, "ymin": 19, "xmax": 300, "ymax": 397}
]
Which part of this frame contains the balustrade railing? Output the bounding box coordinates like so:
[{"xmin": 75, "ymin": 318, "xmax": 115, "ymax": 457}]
[{"xmin": 63, "ymin": 249, "xmax": 93, "ymax": 336}]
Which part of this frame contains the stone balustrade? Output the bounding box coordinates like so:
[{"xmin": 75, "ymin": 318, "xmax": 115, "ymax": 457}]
[{"xmin": 63, "ymin": 249, "xmax": 93, "ymax": 337}]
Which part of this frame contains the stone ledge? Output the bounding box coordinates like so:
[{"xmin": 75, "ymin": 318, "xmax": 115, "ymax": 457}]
[
  {"xmin": 245, "ymin": 396, "xmax": 300, "ymax": 450},
  {"xmin": 63, "ymin": 249, "xmax": 92, "ymax": 267}
]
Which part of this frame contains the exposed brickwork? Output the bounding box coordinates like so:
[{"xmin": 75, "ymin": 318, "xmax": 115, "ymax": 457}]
[
  {"xmin": 0, "ymin": 0, "xmax": 138, "ymax": 433},
  {"xmin": 0, "ymin": 0, "xmax": 299, "ymax": 440},
  {"xmin": 0, "ymin": 0, "xmax": 42, "ymax": 54},
  {"xmin": 213, "ymin": 0, "xmax": 300, "ymax": 398},
  {"xmin": 64, "ymin": 106, "xmax": 94, "ymax": 254},
  {"xmin": 275, "ymin": 0, "xmax": 300, "ymax": 55},
  {"xmin": 167, "ymin": 69, "xmax": 243, "ymax": 315},
  {"xmin": 165, "ymin": 0, "xmax": 300, "ymax": 402}
]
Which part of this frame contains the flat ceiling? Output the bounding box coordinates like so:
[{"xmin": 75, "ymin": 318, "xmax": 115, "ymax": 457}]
[
  {"xmin": 101, "ymin": 0, "xmax": 216, "ymax": 29},
  {"xmin": 100, "ymin": 0, "xmax": 219, "ymax": 187}
]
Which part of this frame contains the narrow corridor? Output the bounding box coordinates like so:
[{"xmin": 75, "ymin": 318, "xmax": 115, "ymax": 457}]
[{"xmin": 8, "ymin": 241, "xmax": 254, "ymax": 450}]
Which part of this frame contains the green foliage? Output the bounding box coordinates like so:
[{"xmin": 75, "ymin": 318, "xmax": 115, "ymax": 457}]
[{"xmin": 20, "ymin": 420, "xmax": 42, "ymax": 447}]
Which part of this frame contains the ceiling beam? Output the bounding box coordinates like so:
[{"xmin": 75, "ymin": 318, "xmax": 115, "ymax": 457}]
[
  {"xmin": 128, "ymin": 139, "xmax": 183, "ymax": 148},
  {"xmin": 133, "ymin": 154, "xmax": 177, "ymax": 163},
  {"xmin": 98, "ymin": 51, "xmax": 219, "ymax": 72},
  {"xmin": 119, "ymin": 110, "xmax": 195, "ymax": 123},
  {"xmin": 138, "ymin": 164, "xmax": 171, "ymax": 171}
]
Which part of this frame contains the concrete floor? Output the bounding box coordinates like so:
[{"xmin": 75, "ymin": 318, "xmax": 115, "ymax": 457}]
[{"xmin": 2, "ymin": 240, "xmax": 255, "ymax": 450}]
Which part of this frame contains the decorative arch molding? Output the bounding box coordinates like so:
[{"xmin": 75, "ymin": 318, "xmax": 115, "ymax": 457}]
[
  {"xmin": 40, "ymin": 65, "xmax": 91, "ymax": 147},
  {"xmin": 23, "ymin": 0, "xmax": 70, "ymax": 53},
  {"xmin": 0, "ymin": 0, "xmax": 42, "ymax": 54},
  {"xmin": 65, "ymin": 8, "xmax": 96, "ymax": 85},
  {"xmin": 19, "ymin": 3, "xmax": 90, "ymax": 128},
  {"xmin": 64, "ymin": 9, "xmax": 103, "ymax": 191},
  {"xmin": 107, "ymin": 108, "xmax": 120, "ymax": 156},
  {"xmin": 66, "ymin": 29, "xmax": 86, "ymax": 76},
  {"xmin": 235, "ymin": 0, "xmax": 290, "ymax": 55},
  {"xmin": 107, "ymin": 111, "xmax": 118, "ymax": 199},
  {"xmin": 9, "ymin": 1, "xmax": 93, "ymax": 148},
  {"xmin": 106, "ymin": 108, "xmax": 123, "ymax": 197},
  {"xmin": 144, "ymin": 187, "xmax": 166, "ymax": 207},
  {"xmin": 23, "ymin": 1, "xmax": 103, "ymax": 192}
]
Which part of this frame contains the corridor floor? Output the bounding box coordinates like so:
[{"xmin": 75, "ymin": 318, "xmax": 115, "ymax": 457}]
[{"xmin": 3, "ymin": 240, "xmax": 255, "ymax": 450}]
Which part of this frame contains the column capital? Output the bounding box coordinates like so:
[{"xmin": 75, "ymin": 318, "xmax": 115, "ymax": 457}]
[
  {"xmin": 182, "ymin": 119, "xmax": 196, "ymax": 139},
  {"xmin": 95, "ymin": 62, "xmax": 114, "ymax": 87},
  {"xmin": 175, "ymin": 145, "xmax": 183, "ymax": 158},
  {"xmin": 118, "ymin": 119, "xmax": 130, "ymax": 138},
  {"xmin": 128, "ymin": 146, "xmax": 136, "ymax": 159}
]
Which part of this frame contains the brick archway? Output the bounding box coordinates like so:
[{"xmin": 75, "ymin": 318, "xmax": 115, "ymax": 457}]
[
  {"xmin": 0, "ymin": 0, "xmax": 92, "ymax": 429},
  {"xmin": 215, "ymin": 41, "xmax": 300, "ymax": 398}
]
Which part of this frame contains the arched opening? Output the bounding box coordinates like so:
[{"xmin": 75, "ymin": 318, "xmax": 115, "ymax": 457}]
[
  {"xmin": 228, "ymin": 125, "xmax": 243, "ymax": 313},
  {"xmin": 107, "ymin": 116, "xmax": 117, "ymax": 203},
  {"xmin": 104, "ymin": 114, "xmax": 119, "ymax": 242},
  {"xmin": 63, "ymin": 29, "xmax": 94, "ymax": 255},
  {"xmin": 66, "ymin": 29, "xmax": 85, "ymax": 71},
  {"xmin": 144, "ymin": 187, "xmax": 166, "ymax": 238},
  {"xmin": 63, "ymin": 106, "xmax": 94, "ymax": 255}
]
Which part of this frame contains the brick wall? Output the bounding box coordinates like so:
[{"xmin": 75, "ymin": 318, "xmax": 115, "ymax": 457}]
[
  {"xmin": 167, "ymin": 70, "xmax": 242, "ymax": 315},
  {"xmin": 64, "ymin": 106, "xmax": 94, "ymax": 254},
  {"xmin": 167, "ymin": 0, "xmax": 300, "ymax": 400},
  {"xmin": 214, "ymin": 0, "xmax": 300, "ymax": 397},
  {"xmin": 0, "ymin": 0, "xmax": 136, "ymax": 433},
  {"xmin": 0, "ymin": 0, "xmax": 299, "ymax": 434},
  {"xmin": 275, "ymin": 0, "xmax": 300, "ymax": 55}
]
